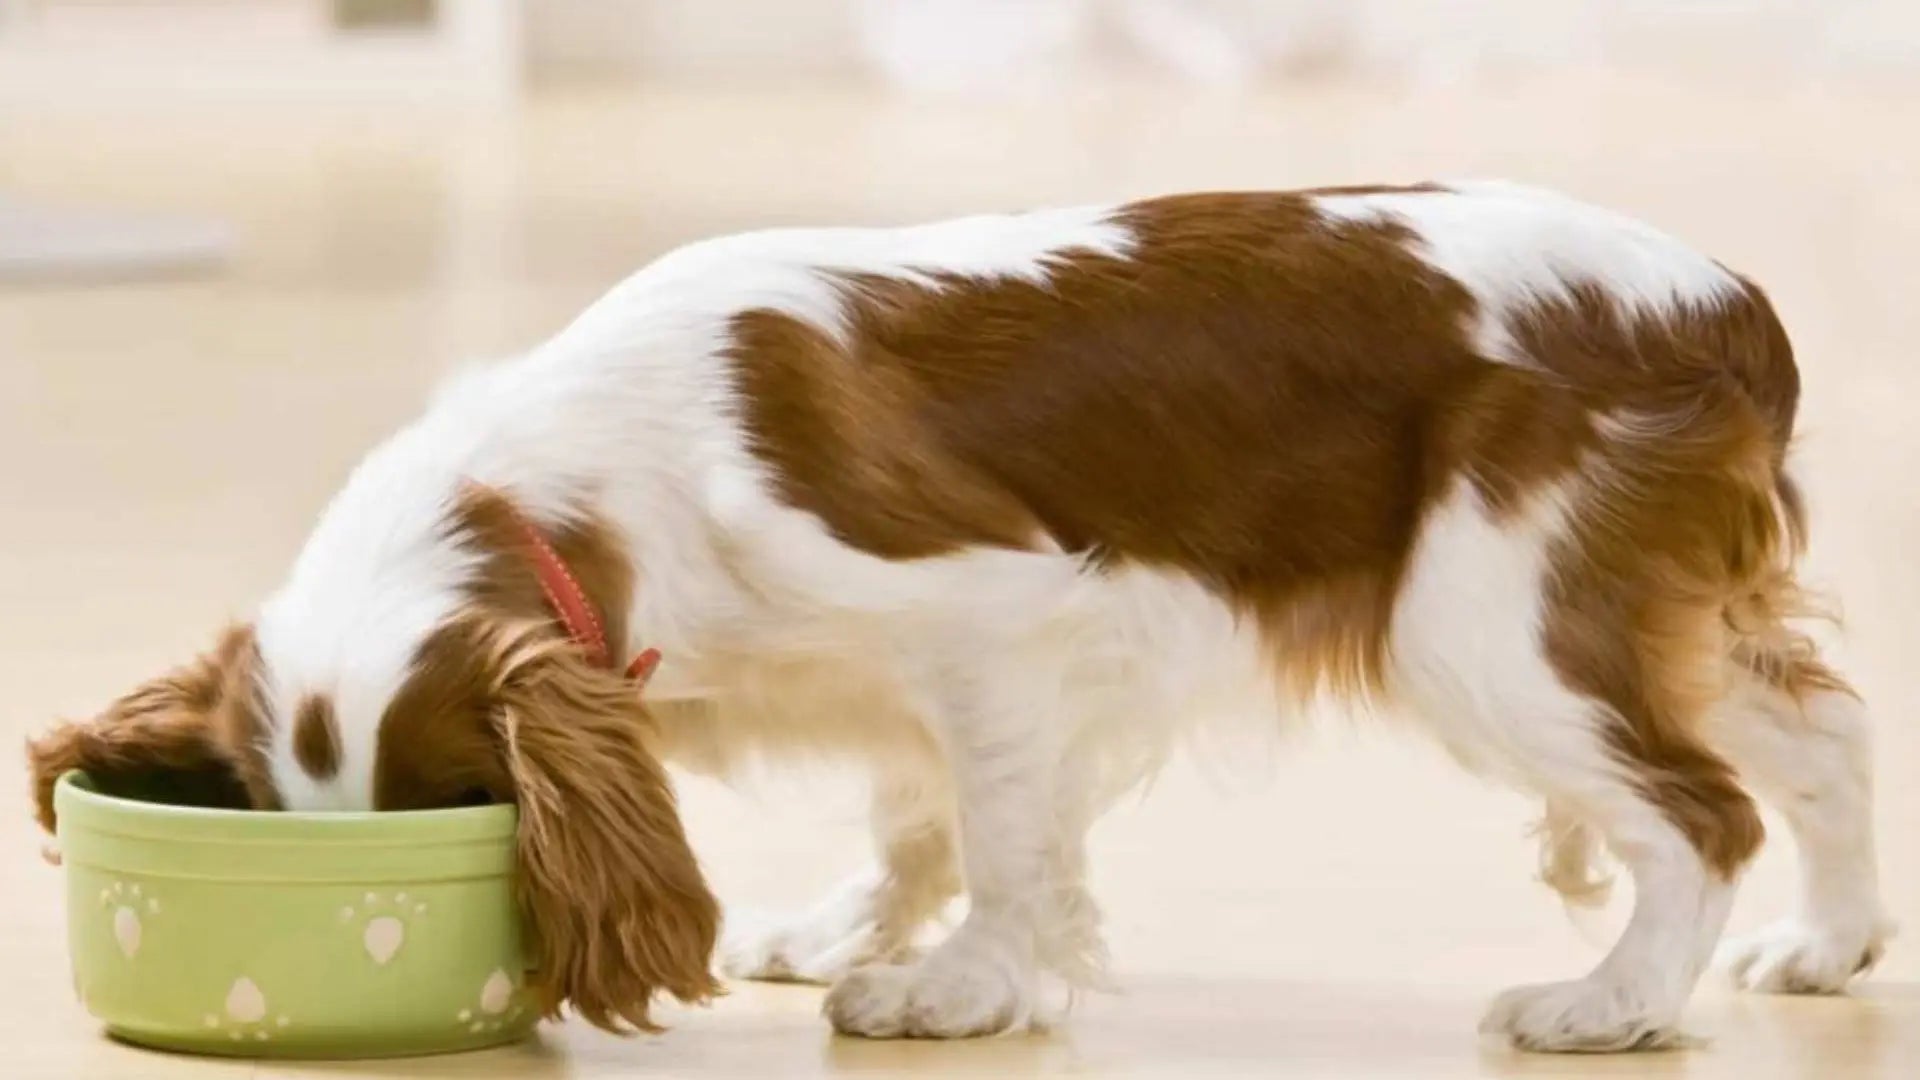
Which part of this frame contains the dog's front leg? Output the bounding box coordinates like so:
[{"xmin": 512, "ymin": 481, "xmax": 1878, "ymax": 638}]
[
  {"xmin": 823, "ymin": 656, "xmax": 1055, "ymax": 1038},
  {"xmin": 722, "ymin": 772, "xmax": 962, "ymax": 985}
]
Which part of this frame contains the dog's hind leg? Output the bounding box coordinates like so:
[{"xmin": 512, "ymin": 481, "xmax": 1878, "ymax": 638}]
[
  {"xmin": 1391, "ymin": 480, "xmax": 1759, "ymax": 1052},
  {"xmin": 1709, "ymin": 648, "xmax": 1892, "ymax": 993}
]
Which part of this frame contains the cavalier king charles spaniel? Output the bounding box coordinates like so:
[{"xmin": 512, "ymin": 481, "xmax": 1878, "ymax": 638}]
[{"xmin": 29, "ymin": 182, "xmax": 1891, "ymax": 1050}]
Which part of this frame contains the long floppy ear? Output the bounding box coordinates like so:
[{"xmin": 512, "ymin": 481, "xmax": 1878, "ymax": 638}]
[
  {"xmin": 26, "ymin": 624, "xmax": 268, "ymax": 831},
  {"xmin": 487, "ymin": 625, "xmax": 721, "ymax": 1033}
]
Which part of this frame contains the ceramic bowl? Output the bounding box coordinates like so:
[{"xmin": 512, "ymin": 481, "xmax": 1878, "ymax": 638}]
[{"xmin": 55, "ymin": 770, "xmax": 537, "ymax": 1058}]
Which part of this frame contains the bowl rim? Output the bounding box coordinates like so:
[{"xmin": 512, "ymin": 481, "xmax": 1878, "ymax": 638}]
[{"xmin": 56, "ymin": 770, "xmax": 518, "ymax": 844}]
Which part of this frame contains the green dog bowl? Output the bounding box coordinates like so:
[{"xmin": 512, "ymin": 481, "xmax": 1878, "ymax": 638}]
[{"xmin": 55, "ymin": 771, "xmax": 537, "ymax": 1058}]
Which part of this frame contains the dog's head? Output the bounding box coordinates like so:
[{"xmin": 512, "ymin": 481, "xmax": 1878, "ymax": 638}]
[{"xmin": 26, "ymin": 484, "xmax": 718, "ymax": 1032}]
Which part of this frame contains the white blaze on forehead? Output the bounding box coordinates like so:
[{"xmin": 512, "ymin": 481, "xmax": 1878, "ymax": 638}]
[
  {"xmin": 254, "ymin": 426, "xmax": 484, "ymax": 811},
  {"xmin": 1313, "ymin": 180, "xmax": 1739, "ymax": 362}
]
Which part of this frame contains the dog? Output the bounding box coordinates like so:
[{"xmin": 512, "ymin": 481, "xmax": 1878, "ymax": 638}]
[{"xmin": 28, "ymin": 181, "xmax": 1892, "ymax": 1050}]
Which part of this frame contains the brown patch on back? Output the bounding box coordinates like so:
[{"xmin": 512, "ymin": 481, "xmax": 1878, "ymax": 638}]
[
  {"xmin": 1430, "ymin": 362, "xmax": 1598, "ymax": 515},
  {"xmin": 291, "ymin": 694, "xmax": 342, "ymax": 781},
  {"xmin": 730, "ymin": 309, "xmax": 1048, "ymax": 556},
  {"xmin": 733, "ymin": 190, "xmax": 1493, "ymax": 697}
]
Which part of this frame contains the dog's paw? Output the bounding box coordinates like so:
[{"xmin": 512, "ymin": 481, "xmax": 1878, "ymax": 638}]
[
  {"xmin": 1480, "ymin": 977, "xmax": 1683, "ymax": 1053},
  {"xmin": 822, "ymin": 963, "xmax": 920, "ymax": 1038},
  {"xmin": 1718, "ymin": 917, "xmax": 1893, "ymax": 994},
  {"xmin": 823, "ymin": 945, "xmax": 1028, "ymax": 1039},
  {"xmin": 721, "ymin": 906, "xmax": 901, "ymax": 986}
]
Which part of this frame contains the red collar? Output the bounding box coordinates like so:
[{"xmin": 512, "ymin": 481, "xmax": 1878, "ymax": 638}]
[{"xmin": 496, "ymin": 496, "xmax": 661, "ymax": 686}]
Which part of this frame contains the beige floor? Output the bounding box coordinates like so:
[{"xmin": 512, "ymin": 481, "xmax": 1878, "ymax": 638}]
[{"xmin": 3, "ymin": 74, "xmax": 1919, "ymax": 1079}]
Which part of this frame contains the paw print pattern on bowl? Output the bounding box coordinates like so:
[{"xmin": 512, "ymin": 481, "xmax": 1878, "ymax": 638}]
[
  {"xmin": 455, "ymin": 969, "xmax": 526, "ymax": 1034},
  {"xmin": 201, "ymin": 977, "xmax": 292, "ymax": 1043},
  {"xmin": 57, "ymin": 771, "xmax": 530, "ymax": 1057},
  {"xmin": 338, "ymin": 891, "xmax": 428, "ymax": 966},
  {"xmin": 98, "ymin": 880, "xmax": 160, "ymax": 959}
]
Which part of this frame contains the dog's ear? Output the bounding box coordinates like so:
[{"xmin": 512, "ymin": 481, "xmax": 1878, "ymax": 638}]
[
  {"xmin": 27, "ymin": 624, "xmax": 271, "ymax": 830},
  {"xmin": 487, "ymin": 625, "xmax": 720, "ymax": 1033}
]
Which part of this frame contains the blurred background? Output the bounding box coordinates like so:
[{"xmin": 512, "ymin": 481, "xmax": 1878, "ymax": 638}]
[{"xmin": 3, "ymin": 3, "xmax": 1918, "ymax": 1078}]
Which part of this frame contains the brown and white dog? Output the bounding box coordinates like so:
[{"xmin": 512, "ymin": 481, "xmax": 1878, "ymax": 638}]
[{"xmin": 27, "ymin": 182, "xmax": 1891, "ymax": 1050}]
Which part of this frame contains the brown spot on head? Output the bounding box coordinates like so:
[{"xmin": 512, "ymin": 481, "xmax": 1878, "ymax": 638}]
[
  {"xmin": 26, "ymin": 623, "xmax": 280, "ymax": 830},
  {"xmin": 291, "ymin": 694, "xmax": 341, "ymax": 781},
  {"xmin": 370, "ymin": 616, "xmax": 512, "ymax": 812}
]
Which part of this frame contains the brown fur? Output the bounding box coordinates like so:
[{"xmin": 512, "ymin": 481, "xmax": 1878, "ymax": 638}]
[
  {"xmin": 371, "ymin": 484, "xmax": 638, "ymax": 810},
  {"xmin": 291, "ymin": 694, "xmax": 342, "ymax": 781},
  {"xmin": 733, "ymin": 190, "xmax": 1480, "ymax": 698},
  {"xmin": 485, "ymin": 620, "xmax": 721, "ymax": 1032},
  {"xmin": 449, "ymin": 484, "xmax": 635, "ymax": 659},
  {"xmin": 26, "ymin": 624, "xmax": 277, "ymax": 828},
  {"xmin": 1514, "ymin": 284, "xmax": 1805, "ymax": 877},
  {"xmin": 371, "ymin": 615, "xmax": 516, "ymax": 812},
  {"xmin": 728, "ymin": 188, "xmax": 1810, "ymax": 876},
  {"xmin": 371, "ymin": 486, "xmax": 720, "ymax": 1032}
]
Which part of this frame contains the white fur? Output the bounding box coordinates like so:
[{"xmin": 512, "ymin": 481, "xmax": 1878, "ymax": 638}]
[
  {"xmin": 1313, "ymin": 181, "xmax": 1740, "ymax": 361},
  {"xmin": 245, "ymin": 187, "xmax": 1880, "ymax": 1047},
  {"xmin": 1385, "ymin": 478, "xmax": 1596, "ymax": 784},
  {"xmin": 255, "ymin": 429, "xmax": 482, "ymax": 811},
  {"xmin": 722, "ymin": 869, "xmax": 918, "ymax": 986},
  {"xmin": 1708, "ymin": 680, "xmax": 1895, "ymax": 992},
  {"xmin": 554, "ymin": 203, "xmax": 1133, "ymax": 352},
  {"xmin": 723, "ymin": 776, "xmax": 962, "ymax": 984},
  {"xmin": 1389, "ymin": 478, "xmax": 1729, "ymax": 1049}
]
